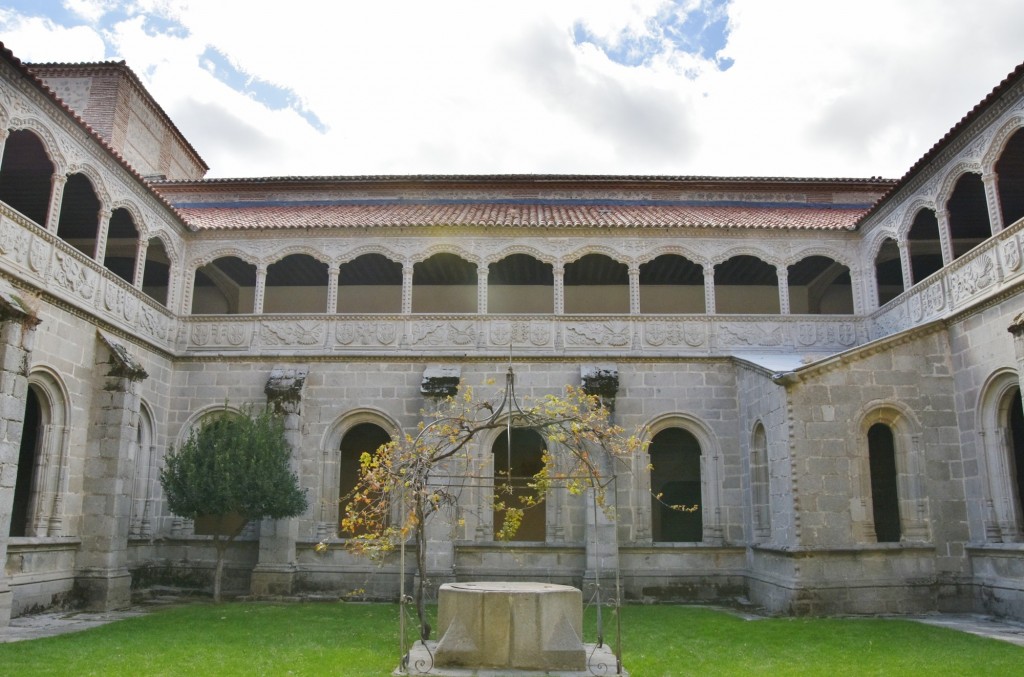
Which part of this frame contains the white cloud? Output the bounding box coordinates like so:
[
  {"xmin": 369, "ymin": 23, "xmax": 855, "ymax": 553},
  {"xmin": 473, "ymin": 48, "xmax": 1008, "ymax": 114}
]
[{"xmin": 1, "ymin": 0, "xmax": 1023, "ymax": 179}]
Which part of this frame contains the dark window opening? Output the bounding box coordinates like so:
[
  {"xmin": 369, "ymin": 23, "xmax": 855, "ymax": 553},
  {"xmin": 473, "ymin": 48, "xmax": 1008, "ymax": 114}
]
[
  {"xmin": 868, "ymin": 423, "xmax": 901, "ymax": 543},
  {"xmin": 339, "ymin": 423, "xmax": 392, "ymax": 537},
  {"xmin": 0, "ymin": 129, "xmax": 54, "ymax": 226},
  {"xmin": 493, "ymin": 428, "xmax": 546, "ymax": 541},
  {"xmin": 650, "ymin": 427, "xmax": 702, "ymax": 542},
  {"xmin": 10, "ymin": 388, "xmax": 41, "ymax": 537},
  {"xmin": 907, "ymin": 209, "xmax": 943, "ymax": 284}
]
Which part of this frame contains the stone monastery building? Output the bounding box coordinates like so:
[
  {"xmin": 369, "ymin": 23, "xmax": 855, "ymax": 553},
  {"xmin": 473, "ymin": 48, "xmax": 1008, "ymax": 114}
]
[{"xmin": 1, "ymin": 40, "xmax": 1024, "ymax": 626}]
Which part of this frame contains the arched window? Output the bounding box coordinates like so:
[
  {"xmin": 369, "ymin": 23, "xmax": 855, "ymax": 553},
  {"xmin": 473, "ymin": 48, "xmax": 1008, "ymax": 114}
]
[
  {"xmin": 867, "ymin": 423, "xmax": 901, "ymax": 543},
  {"xmin": 488, "ymin": 254, "xmax": 553, "ymax": 314},
  {"xmin": 10, "ymin": 387, "xmax": 42, "ymax": 537},
  {"xmin": 141, "ymin": 237, "xmax": 171, "ymax": 306},
  {"xmin": 907, "ymin": 208, "xmax": 943, "ymax": 284},
  {"xmin": 995, "ymin": 128, "xmax": 1024, "ymax": 228},
  {"xmin": 714, "ymin": 255, "xmax": 779, "ymax": 314},
  {"xmin": 0, "ymin": 129, "xmax": 55, "ymax": 226},
  {"xmin": 56, "ymin": 173, "xmax": 101, "ymax": 258},
  {"xmin": 874, "ymin": 237, "xmax": 904, "ymax": 306},
  {"xmin": 639, "ymin": 254, "xmax": 705, "ymax": 314},
  {"xmin": 413, "ymin": 253, "xmax": 477, "ymax": 313},
  {"xmin": 191, "ymin": 256, "xmax": 257, "ymax": 314},
  {"xmin": 337, "ymin": 253, "xmax": 403, "ymax": 313},
  {"xmin": 1006, "ymin": 388, "xmax": 1024, "ymax": 533},
  {"xmin": 103, "ymin": 207, "xmax": 139, "ymax": 283},
  {"xmin": 564, "ymin": 254, "xmax": 629, "ymax": 314},
  {"xmin": 129, "ymin": 404, "xmax": 156, "ymax": 538},
  {"xmin": 492, "ymin": 428, "xmax": 546, "ymax": 541},
  {"xmin": 650, "ymin": 427, "xmax": 702, "ymax": 542},
  {"xmin": 265, "ymin": 253, "xmax": 329, "ymax": 313},
  {"xmin": 338, "ymin": 422, "xmax": 392, "ymax": 536},
  {"xmin": 787, "ymin": 256, "xmax": 853, "ymax": 315},
  {"xmin": 946, "ymin": 173, "xmax": 991, "ymax": 259},
  {"xmin": 751, "ymin": 423, "xmax": 770, "ymax": 539}
]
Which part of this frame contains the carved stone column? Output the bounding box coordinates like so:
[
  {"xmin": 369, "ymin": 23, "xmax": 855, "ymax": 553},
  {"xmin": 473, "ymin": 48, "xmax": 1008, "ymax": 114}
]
[
  {"xmin": 628, "ymin": 263, "xmax": 640, "ymax": 314},
  {"xmin": 898, "ymin": 241, "xmax": 913, "ymax": 293},
  {"xmin": 982, "ymin": 171, "xmax": 1004, "ymax": 233},
  {"xmin": 0, "ymin": 289, "xmax": 40, "ymax": 627},
  {"xmin": 553, "ymin": 266, "xmax": 565, "ymax": 315},
  {"xmin": 776, "ymin": 264, "xmax": 790, "ymax": 314},
  {"xmin": 703, "ymin": 265, "xmax": 716, "ymax": 314},
  {"xmin": 250, "ymin": 365, "xmax": 308, "ymax": 597},
  {"xmin": 44, "ymin": 173, "xmax": 67, "ymax": 232},
  {"xmin": 936, "ymin": 208, "xmax": 954, "ymax": 264},
  {"xmin": 132, "ymin": 239, "xmax": 149, "ymax": 289},
  {"xmin": 253, "ymin": 263, "xmax": 267, "ymax": 314},
  {"xmin": 326, "ymin": 265, "xmax": 339, "ymax": 313},
  {"xmin": 477, "ymin": 264, "xmax": 488, "ymax": 314},
  {"xmin": 0, "ymin": 128, "xmax": 8, "ymax": 166},
  {"xmin": 93, "ymin": 206, "xmax": 112, "ymax": 263},
  {"xmin": 77, "ymin": 332, "xmax": 147, "ymax": 611},
  {"xmin": 402, "ymin": 262, "xmax": 413, "ymax": 314}
]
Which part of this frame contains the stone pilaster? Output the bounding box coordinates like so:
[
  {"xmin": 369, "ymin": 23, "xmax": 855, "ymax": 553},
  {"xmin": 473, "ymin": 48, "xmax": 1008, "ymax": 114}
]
[
  {"xmin": 982, "ymin": 171, "xmax": 1004, "ymax": 233},
  {"xmin": 76, "ymin": 332, "xmax": 147, "ymax": 611},
  {"xmin": 0, "ymin": 289, "xmax": 40, "ymax": 627},
  {"xmin": 132, "ymin": 239, "xmax": 148, "ymax": 289},
  {"xmin": 326, "ymin": 265, "xmax": 339, "ymax": 313},
  {"xmin": 402, "ymin": 262, "xmax": 413, "ymax": 314},
  {"xmin": 93, "ymin": 206, "xmax": 112, "ymax": 262},
  {"xmin": 776, "ymin": 264, "xmax": 790, "ymax": 314},
  {"xmin": 250, "ymin": 365, "xmax": 308, "ymax": 596},
  {"xmin": 628, "ymin": 263, "xmax": 640, "ymax": 314},
  {"xmin": 703, "ymin": 266, "xmax": 715, "ymax": 314},
  {"xmin": 44, "ymin": 174, "xmax": 67, "ymax": 232},
  {"xmin": 253, "ymin": 264, "xmax": 267, "ymax": 314}
]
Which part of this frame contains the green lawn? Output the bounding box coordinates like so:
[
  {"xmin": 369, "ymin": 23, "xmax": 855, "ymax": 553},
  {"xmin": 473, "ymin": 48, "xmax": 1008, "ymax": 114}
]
[{"xmin": 0, "ymin": 602, "xmax": 1021, "ymax": 676}]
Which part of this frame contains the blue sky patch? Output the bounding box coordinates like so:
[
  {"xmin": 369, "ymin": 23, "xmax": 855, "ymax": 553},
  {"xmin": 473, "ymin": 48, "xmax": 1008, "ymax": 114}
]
[
  {"xmin": 573, "ymin": 0, "xmax": 734, "ymax": 72},
  {"xmin": 199, "ymin": 46, "xmax": 327, "ymax": 133}
]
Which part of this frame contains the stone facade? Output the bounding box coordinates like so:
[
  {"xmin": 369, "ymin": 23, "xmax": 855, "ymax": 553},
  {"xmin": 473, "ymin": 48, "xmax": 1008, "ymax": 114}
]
[{"xmin": 1, "ymin": 42, "xmax": 1023, "ymax": 625}]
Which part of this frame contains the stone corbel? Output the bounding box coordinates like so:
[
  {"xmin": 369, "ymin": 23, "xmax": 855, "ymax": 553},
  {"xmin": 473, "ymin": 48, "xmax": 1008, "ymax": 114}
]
[
  {"xmin": 96, "ymin": 331, "xmax": 148, "ymax": 381},
  {"xmin": 421, "ymin": 364, "xmax": 461, "ymax": 397},
  {"xmin": 265, "ymin": 365, "xmax": 309, "ymax": 414}
]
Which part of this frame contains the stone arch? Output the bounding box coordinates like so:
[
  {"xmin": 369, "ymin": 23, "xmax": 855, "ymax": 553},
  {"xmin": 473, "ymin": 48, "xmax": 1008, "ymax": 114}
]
[
  {"xmin": 852, "ymin": 402, "xmax": 929, "ymax": 544},
  {"xmin": 7, "ymin": 117, "xmax": 68, "ymax": 173},
  {"xmin": 412, "ymin": 251, "xmax": 479, "ymax": 313},
  {"xmin": 129, "ymin": 400, "xmax": 158, "ymax": 538},
  {"xmin": 637, "ymin": 244, "xmax": 708, "ymax": 269},
  {"xmin": 638, "ymin": 252, "xmax": 706, "ymax": 314},
  {"xmin": 713, "ymin": 252, "xmax": 780, "ymax": 314},
  {"xmin": 491, "ymin": 426, "xmax": 548, "ymax": 541},
  {"xmin": 336, "ymin": 251, "xmax": 404, "ymax": 313},
  {"xmin": 264, "ymin": 252, "xmax": 330, "ymax": 313},
  {"xmin": 787, "ymin": 254, "xmax": 854, "ymax": 315},
  {"xmin": 65, "ymin": 162, "xmax": 112, "ymax": 208},
  {"xmin": 190, "ymin": 254, "xmax": 258, "ymax": 315},
  {"xmin": 486, "ymin": 244, "xmax": 557, "ymax": 268},
  {"xmin": 563, "ymin": 252, "xmax": 630, "ymax": 314},
  {"xmin": 868, "ymin": 231, "xmax": 904, "ymax": 307},
  {"xmin": 13, "ymin": 366, "xmax": 72, "ymax": 537},
  {"xmin": 337, "ymin": 244, "xmax": 406, "ymax": 267},
  {"xmin": 936, "ymin": 162, "xmax": 984, "ymax": 208},
  {"xmin": 410, "ymin": 244, "xmax": 481, "ymax": 266},
  {"xmin": 976, "ymin": 369, "xmax": 1024, "ymax": 542},
  {"xmin": 0, "ymin": 127, "xmax": 58, "ymax": 226},
  {"xmin": 561, "ymin": 244, "xmax": 628, "ymax": 265},
  {"xmin": 319, "ymin": 408, "xmax": 401, "ymax": 538},
  {"xmin": 487, "ymin": 251, "xmax": 554, "ymax": 314},
  {"xmin": 643, "ymin": 413, "xmax": 724, "ymax": 544},
  {"xmin": 981, "ymin": 114, "xmax": 1024, "ymax": 172},
  {"xmin": 902, "ymin": 206, "xmax": 944, "ymax": 285},
  {"xmin": 262, "ymin": 245, "xmax": 333, "ymax": 268},
  {"xmin": 749, "ymin": 420, "xmax": 770, "ymax": 539}
]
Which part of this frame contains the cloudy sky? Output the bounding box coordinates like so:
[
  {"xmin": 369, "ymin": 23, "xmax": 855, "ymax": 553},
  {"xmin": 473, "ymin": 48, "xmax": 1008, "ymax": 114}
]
[{"xmin": 1, "ymin": 1, "xmax": 1022, "ymax": 180}]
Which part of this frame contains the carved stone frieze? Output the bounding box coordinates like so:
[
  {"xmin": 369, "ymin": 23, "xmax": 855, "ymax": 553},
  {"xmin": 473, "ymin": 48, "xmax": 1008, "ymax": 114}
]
[
  {"xmin": 795, "ymin": 321, "xmax": 857, "ymax": 347},
  {"xmin": 104, "ymin": 282, "xmax": 140, "ymax": 324},
  {"xmin": 644, "ymin": 321, "xmax": 706, "ymax": 347},
  {"xmin": 410, "ymin": 321, "xmax": 477, "ymax": 346},
  {"xmin": 52, "ymin": 249, "xmax": 97, "ymax": 300},
  {"xmin": 189, "ymin": 321, "xmax": 250, "ymax": 348},
  {"xmin": 872, "ymin": 304, "xmax": 908, "ymax": 340},
  {"xmin": 949, "ymin": 253, "xmax": 997, "ymax": 304},
  {"xmin": 1001, "ymin": 234, "xmax": 1021, "ymax": 272},
  {"xmin": 259, "ymin": 320, "xmax": 325, "ymax": 347},
  {"xmin": 138, "ymin": 305, "xmax": 173, "ymax": 342},
  {"xmin": 0, "ymin": 213, "xmax": 34, "ymax": 266},
  {"xmin": 335, "ymin": 320, "xmax": 398, "ymax": 346},
  {"xmin": 489, "ymin": 321, "xmax": 550, "ymax": 347},
  {"xmin": 716, "ymin": 322, "xmax": 785, "ymax": 347},
  {"xmin": 563, "ymin": 322, "xmax": 631, "ymax": 347}
]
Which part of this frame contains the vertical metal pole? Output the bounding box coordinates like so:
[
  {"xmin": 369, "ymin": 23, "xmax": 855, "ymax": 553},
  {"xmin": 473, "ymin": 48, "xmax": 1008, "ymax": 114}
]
[
  {"xmin": 399, "ymin": 480, "xmax": 407, "ymax": 673},
  {"xmin": 613, "ymin": 474, "xmax": 623, "ymax": 675}
]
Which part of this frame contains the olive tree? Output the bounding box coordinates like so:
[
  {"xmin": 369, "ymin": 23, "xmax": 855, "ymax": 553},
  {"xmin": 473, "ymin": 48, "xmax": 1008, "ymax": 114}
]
[{"xmin": 160, "ymin": 406, "xmax": 307, "ymax": 602}]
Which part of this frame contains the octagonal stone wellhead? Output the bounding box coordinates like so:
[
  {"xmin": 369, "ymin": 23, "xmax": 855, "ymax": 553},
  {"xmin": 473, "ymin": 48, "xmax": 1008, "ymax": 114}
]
[{"xmin": 433, "ymin": 582, "xmax": 586, "ymax": 671}]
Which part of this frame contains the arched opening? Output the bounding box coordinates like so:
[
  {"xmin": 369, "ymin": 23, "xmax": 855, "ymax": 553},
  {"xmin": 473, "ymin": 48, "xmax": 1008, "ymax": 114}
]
[
  {"xmin": 639, "ymin": 254, "xmax": 705, "ymax": 314},
  {"xmin": 788, "ymin": 256, "xmax": 853, "ymax": 314},
  {"xmin": 714, "ymin": 255, "xmax": 779, "ymax": 314},
  {"xmin": 907, "ymin": 208, "xmax": 943, "ymax": 284},
  {"xmin": 10, "ymin": 387, "xmax": 42, "ymax": 537},
  {"xmin": 191, "ymin": 256, "xmax": 257, "ymax": 314},
  {"xmin": 650, "ymin": 427, "xmax": 702, "ymax": 542},
  {"xmin": 564, "ymin": 253, "xmax": 629, "ymax": 314},
  {"xmin": 1007, "ymin": 388, "xmax": 1024, "ymax": 526},
  {"xmin": 142, "ymin": 237, "xmax": 170, "ymax": 306},
  {"xmin": 56, "ymin": 173, "xmax": 102, "ymax": 257},
  {"xmin": 265, "ymin": 253, "xmax": 329, "ymax": 313},
  {"xmin": 488, "ymin": 254, "xmax": 554, "ymax": 314},
  {"xmin": 492, "ymin": 428, "xmax": 546, "ymax": 541},
  {"xmin": 946, "ymin": 173, "xmax": 991, "ymax": 259},
  {"xmin": 0, "ymin": 129, "xmax": 55, "ymax": 226},
  {"xmin": 129, "ymin": 404, "xmax": 155, "ymax": 538},
  {"xmin": 751, "ymin": 423, "xmax": 770, "ymax": 538},
  {"xmin": 867, "ymin": 422, "xmax": 901, "ymax": 543},
  {"xmin": 995, "ymin": 128, "xmax": 1024, "ymax": 228},
  {"xmin": 874, "ymin": 237, "xmax": 904, "ymax": 306},
  {"xmin": 102, "ymin": 207, "xmax": 139, "ymax": 284},
  {"xmin": 413, "ymin": 253, "xmax": 477, "ymax": 313},
  {"xmin": 339, "ymin": 422, "xmax": 392, "ymax": 536},
  {"xmin": 337, "ymin": 253, "xmax": 403, "ymax": 313}
]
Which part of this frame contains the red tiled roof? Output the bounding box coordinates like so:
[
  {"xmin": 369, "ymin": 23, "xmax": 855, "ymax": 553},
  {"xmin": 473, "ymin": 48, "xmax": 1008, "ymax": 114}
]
[{"xmin": 178, "ymin": 203, "xmax": 868, "ymax": 231}]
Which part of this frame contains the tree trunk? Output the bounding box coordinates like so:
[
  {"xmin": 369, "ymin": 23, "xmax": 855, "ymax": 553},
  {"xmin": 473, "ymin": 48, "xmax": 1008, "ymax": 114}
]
[{"xmin": 213, "ymin": 535, "xmax": 227, "ymax": 603}]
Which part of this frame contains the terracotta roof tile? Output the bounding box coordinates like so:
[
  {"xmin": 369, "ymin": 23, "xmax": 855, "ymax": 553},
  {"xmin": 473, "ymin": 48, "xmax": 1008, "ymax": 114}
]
[{"xmin": 176, "ymin": 203, "xmax": 867, "ymax": 231}]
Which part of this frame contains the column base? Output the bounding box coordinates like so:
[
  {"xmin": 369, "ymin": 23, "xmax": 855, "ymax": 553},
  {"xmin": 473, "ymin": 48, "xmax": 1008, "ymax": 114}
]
[
  {"xmin": 250, "ymin": 565, "xmax": 297, "ymax": 597},
  {"xmin": 76, "ymin": 568, "xmax": 132, "ymax": 611}
]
